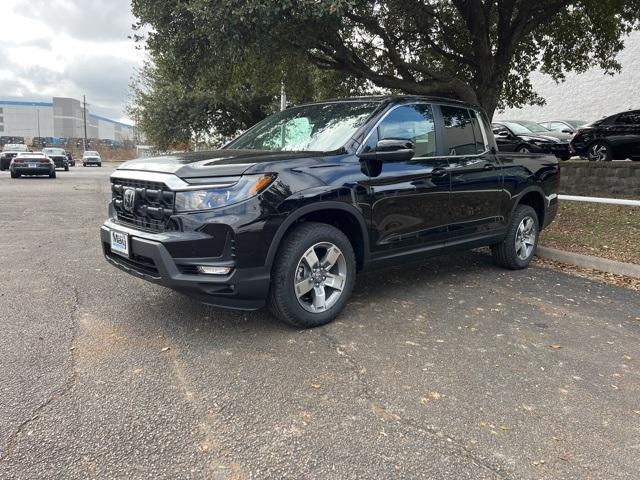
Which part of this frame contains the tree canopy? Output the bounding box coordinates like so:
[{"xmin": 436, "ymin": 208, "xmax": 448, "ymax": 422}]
[{"xmin": 130, "ymin": 0, "xmax": 640, "ymax": 148}]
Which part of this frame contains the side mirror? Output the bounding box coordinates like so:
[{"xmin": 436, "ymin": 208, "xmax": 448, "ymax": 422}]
[
  {"xmin": 561, "ymin": 129, "xmax": 573, "ymax": 134},
  {"xmin": 358, "ymin": 138, "xmax": 415, "ymax": 162},
  {"xmin": 496, "ymin": 131, "xmax": 510, "ymax": 138}
]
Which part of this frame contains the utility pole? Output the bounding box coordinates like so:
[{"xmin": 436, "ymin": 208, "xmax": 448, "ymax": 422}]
[
  {"xmin": 36, "ymin": 108, "xmax": 41, "ymax": 138},
  {"xmin": 82, "ymin": 95, "xmax": 88, "ymax": 151}
]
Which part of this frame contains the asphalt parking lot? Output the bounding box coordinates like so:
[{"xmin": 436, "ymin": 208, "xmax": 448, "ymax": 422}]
[{"xmin": 1, "ymin": 165, "xmax": 639, "ymax": 479}]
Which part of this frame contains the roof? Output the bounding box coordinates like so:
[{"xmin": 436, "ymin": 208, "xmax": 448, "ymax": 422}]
[
  {"xmin": 0, "ymin": 100, "xmax": 53, "ymax": 107},
  {"xmin": 297, "ymin": 95, "xmax": 477, "ymax": 108},
  {"xmin": 88, "ymin": 113, "xmax": 133, "ymax": 129}
]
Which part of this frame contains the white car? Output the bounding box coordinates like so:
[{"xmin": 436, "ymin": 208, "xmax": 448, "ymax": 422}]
[{"xmin": 82, "ymin": 151, "xmax": 102, "ymax": 167}]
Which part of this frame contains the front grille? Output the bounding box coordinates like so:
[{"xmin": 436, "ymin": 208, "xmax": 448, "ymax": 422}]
[{"xmin": 111, "ymin": 178, "xmax": 175, "ymax": 232}]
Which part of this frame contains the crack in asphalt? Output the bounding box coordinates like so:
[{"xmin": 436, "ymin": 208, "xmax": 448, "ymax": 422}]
[
  {"xmin": 318, "ymin": 327, "xmax": 510, "ymax": 480},
  {"xmin": 0, "ymin": 282, "xmax": 80, "ymax": 464}
]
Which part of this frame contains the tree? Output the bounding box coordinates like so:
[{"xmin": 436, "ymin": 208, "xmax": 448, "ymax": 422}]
[{"xmin": 131, "ymin": 0, "xmax": 640, "ymax": 141}]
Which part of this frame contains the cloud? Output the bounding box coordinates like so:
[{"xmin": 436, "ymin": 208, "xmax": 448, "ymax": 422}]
[
  {"xmin": 1, "ymin": 0, "xmax": 143, "ymax": 121},
  {"xmin": 15, "ymin": 0, "xmax": 136, "ymax": 42}
]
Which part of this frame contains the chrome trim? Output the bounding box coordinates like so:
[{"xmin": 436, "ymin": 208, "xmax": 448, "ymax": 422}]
[{"xmin": 110, "ymin": 170, "xmax": 238, "ymax": 191}]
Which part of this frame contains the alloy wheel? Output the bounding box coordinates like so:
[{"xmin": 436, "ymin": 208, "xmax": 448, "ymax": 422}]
[
  {"xmin": 294, "ymin": 242, "xmax": 347, "ymax": 313},
  {"xmin": 515, "ymin": 216, "xmax": 536, "ymax": 261},
  {"xmin": 588, "ymin": 143, "xmax": 609, "ymax": 161}
]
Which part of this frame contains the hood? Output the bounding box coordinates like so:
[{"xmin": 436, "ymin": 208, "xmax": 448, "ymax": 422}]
[{"xmin": 118, "ymin": 149, "xmax": 315, "ymax": 178}]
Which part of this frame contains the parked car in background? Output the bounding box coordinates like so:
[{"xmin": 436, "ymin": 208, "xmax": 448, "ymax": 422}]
[
  {"xmin": 10, "ymin": 152, "xmax": 56, "ymax": 178},
  {"xmin": 1, "ymin": 143, "xmax": 29, "ymax": 170},
  {"xmin": 42, "ymin": 147, "xmax": 70, "ymax": 171},
  {"xmin": 538, "ymin": 120, "xmax": 587, "ymax": 134},
  {"xmin": 101, "ymin": 96, "xmax": 559, "ymax": 328},
  {"xmin": 570, "ymin": 109, "xmax": 640, "ymax": 161},
  {"xmin": 492, "ymin": 120, "xmax": 572, "ymax": 160},
  {"xmin": 83, "ymin": 151, "xmax": 102, "ymax": 167}
]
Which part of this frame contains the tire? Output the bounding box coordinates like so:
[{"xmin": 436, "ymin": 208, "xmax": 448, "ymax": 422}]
[
  {"xmin": 268, "ymin": 222, "xmax": 356, "ymax": 328},
  {"xmin": 10, "ymin": 171, "xmax": 19, "ymax": 178},
  {"xmin": 49, "ymin": 170, "xmax": 56, "ymax": 178},
  {"xmin": 491, "ymin": 205, "xmax": 539, "ymax": 270},
  {"xmin": 64, "ymin": 165, "xmax": 69, "ymax": 171},
  {"xmin": 98, "ymin": 163, "xmax": 102, "ymax": 167},
  {"xmin": 83, "ymin": 163, "xmax": 86, "ymax": 167},
  {"xmin": 559, "ymin": 154, "xmax": 571, "ymax": 161},
  {"xmin": 587, "ymin": 142, "xmax": 612, "ymax": 162}
]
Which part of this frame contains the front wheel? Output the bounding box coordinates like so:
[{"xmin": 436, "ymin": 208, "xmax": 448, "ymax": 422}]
[
  {"xmin": 268, "ymin": 222, "xmax": 356, "ymax": 328},
  {"xmin": 64, "ymin": 165, "xmax": 69, "ymax": 171},
  {"xmin": 97, "ymin": 163, "xmax": 102, "ymax": 167},
  {"xmin": 587, "ymin": 142, "xmax": 612, "ymax": 162},
  {"xmin": 491, "ymin": 205, "xmax": 539, "ymax": 270}
]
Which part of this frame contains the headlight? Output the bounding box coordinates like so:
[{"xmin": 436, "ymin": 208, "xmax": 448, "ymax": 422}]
[{"xmin": 174, "ymin": 174, "xmax": 275, "ymax": 212}]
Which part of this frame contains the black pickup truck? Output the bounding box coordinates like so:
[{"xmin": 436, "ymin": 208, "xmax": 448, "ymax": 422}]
[{"xmin": 101, "ymin": 96, "xmax": 559, "ymax": 328}]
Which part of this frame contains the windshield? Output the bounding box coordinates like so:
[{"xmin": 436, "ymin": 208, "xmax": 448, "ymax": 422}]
[
  {"xmin": 227, "ymin": 101, "xmax": 380, "ymax": 152},
  {"xmin": 43, "ymin": 148, "xmax": 65, "ymax": 155},
  {"xmin": 84, "ymin": 151, "xmax": 99, "ymax": 156},
  {"xmin": 501, "ymin": 121, "xmax": 542, "ymax": 135},
  {"xmin": 509, "ymin": 121, "xmax": 549, "ymax": 133},
  {"xmin": 567, "ymin": 120, "xmax": 587, "ymax": 128}
]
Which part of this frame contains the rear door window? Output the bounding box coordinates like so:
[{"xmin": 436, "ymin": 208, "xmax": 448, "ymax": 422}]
[
  {"xmin": 440, "ymin": 106, "xmax": 481, "ymax": 155},
  {"xmin": 615, "ymin": 111, "xmax": 640, "ymax": 125}
]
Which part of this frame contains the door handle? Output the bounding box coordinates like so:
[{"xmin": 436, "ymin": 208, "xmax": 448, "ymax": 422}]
[
  {"xmin": 483, "ymin": 163, "xmax": 495, "ymax": 170},
  {"xmin": 431, "ymin": 167, "xmax": 449, "ymax": 177}
]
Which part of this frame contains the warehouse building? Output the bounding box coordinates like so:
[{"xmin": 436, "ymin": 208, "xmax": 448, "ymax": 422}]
[{"xmin": 0, "ymin": 97, "xmax": 134, "ymax": 143}]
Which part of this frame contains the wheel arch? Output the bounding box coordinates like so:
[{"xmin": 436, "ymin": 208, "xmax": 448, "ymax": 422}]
[
  {"xmin": 266, "ymin": 202, "xmax": 370, "ymax": 272},
  {"xmin": 512, "ymin": 187, "xmax": 547, "ymax": 230}
]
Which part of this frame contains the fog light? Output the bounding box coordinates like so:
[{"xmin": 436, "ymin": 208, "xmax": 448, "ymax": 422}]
[{"xmin": 197, "ymin": 265, "xmax": 232, "ymax": 275}]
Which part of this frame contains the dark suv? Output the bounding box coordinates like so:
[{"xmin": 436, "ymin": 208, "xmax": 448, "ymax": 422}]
[
  {"xmin": 570, "ymin": 110, "xmax": 640, "ymax": 161},
  {"xmin": 101, "ymin": 96, "xmax": 559, "ymax": 328}
]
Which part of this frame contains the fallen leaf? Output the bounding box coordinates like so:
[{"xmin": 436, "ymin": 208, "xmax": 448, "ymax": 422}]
[
  {"xmin": 623, "ymin": 354, "xmax": 632, "ymax": 360},
  {"xmin": 559, "ymin": 388, "xmax": 569, "ymax": 395},
  {"xmin": 161, "ymin": 347, "xmax": 170, "ymax": 352},
  {"xmin": 311, "ymin": 384, "xmax": 321, "ymax": 389},
  {"xmin": 633, "ymin": 410, "xmax": 640, "ymax": 416},
  {"xmin": 500, "ymin": 425, "xmax": 512, "ymax": 431},
  {"xmin": 549, "ymin": 344, "xmax": 562, "ymax": 349},
  {"xmin": 405, "ymin": 341, "xmax": 420, "ymax": 346}
]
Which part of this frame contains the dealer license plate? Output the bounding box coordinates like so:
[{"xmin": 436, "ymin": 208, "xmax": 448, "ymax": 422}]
[{"xmin": 110, "ymin": 230, "xmax": 129, "ymax": 257}]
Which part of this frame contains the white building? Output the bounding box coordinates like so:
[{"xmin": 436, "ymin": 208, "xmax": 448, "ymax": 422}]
[
  {"xmin": 0, "ymin": 97, "xmax": 134, "ymax": 142},
  {"xmin": 498, "ymin": 32, "xmax": 640, "ymax": 122}
]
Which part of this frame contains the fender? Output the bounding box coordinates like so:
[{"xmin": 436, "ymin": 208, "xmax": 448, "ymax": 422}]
[
  {"xmin": 508, "ymin": 185, "xmax": 551, "ymax": 223},
  {"xmin": 265, "ymin": 200, "xmax": 371, "ymax": 269}
]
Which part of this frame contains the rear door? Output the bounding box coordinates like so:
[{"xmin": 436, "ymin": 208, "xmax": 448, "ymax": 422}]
[
  {"xmin": 358, "ymin": 103, "xmax": 451, "ymax": 254},
  {"xmin": 612, "ymin": 110, "xmax": 640, "ymax": 158},
  {"xmin": 439, "ymin": 105, "xmax": 505, "ymax": 239}
]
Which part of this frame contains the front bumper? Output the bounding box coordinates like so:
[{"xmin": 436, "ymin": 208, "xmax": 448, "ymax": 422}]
[
  {"xmin": 100, "ymin": 219, "xmax": 271, "ymax": 310},
  {"xmin": 84, "ymin": 159, "xmax": 101, "ymax": 164}
]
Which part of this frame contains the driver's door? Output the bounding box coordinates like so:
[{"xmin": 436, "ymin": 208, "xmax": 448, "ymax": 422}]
[{"xmin": 357, "ymin": 103, "xmax": 451, "ymax": 256}]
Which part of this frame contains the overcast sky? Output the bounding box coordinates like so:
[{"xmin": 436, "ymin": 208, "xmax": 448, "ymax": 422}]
[{"xmin": 1, "ymin": 0, "xmax": 144, "ymax": 123}]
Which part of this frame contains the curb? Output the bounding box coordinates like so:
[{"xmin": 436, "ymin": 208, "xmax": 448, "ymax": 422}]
[{"xmin": 535, "ymin": 246, "xmax": 640, "ymax": 279}]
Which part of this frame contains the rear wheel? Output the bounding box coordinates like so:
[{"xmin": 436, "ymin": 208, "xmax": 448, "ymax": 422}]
[
  {"xmin": 587, "ymin": 142, "xmax": 612, "ymax": 162},
  {"xmin": 268, "ymin": 222, "xmax": 356, "ymax": 328},
  {"xmin": 492, "ymin": 205, "xmax": 539, "ymax": 270},
  {"xmin": 10, "ymin": 171, "xmax": 19, "ymax": 178},
  {"xmin": 49, "ymin": 170, "xmax": 56, "ymax": 178}
]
